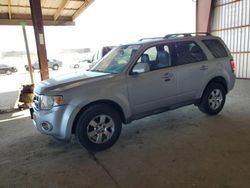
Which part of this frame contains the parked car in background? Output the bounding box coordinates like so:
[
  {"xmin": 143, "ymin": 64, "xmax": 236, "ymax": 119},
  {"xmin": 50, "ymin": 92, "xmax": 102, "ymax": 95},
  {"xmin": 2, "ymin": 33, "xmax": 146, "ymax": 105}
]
[
  {"xmin": 70, "ymin": 59, "xmax": 91, "ymax": 69},
  {"xmin": 89, "ymin": 46, "xmax": 116, "ymax": 68},
  {"xmin": 25, "ymin": 59, "xmax": 63, "ymax": 71},
  {"xmin": 31, "ymin": 33, "xmax": 236, "ymax": 151},
  {"xmin": 0, "ymin": 64, "xmax": 18, "ymax": 75}
]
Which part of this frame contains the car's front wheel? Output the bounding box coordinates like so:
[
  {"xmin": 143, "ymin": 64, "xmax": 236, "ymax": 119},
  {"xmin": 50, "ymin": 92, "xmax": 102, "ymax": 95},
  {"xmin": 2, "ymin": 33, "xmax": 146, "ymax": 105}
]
[
  {"xmin": 52, "ymin": 64, "xmax": 59, "ymax": 70},
  {"xmin": 76, "ymin": 105, "xmax": 122, "ymax": 151},
  {"xmin": 198, "ymin": 83, "xmax": 226, "ymax": 115}
]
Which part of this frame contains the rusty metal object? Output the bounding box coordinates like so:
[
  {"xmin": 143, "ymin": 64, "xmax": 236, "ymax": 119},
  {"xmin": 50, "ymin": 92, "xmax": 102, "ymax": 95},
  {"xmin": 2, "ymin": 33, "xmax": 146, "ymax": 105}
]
[
  {"xmin": 196, "ymin": 0, "xmax": 213, "ymax": 32},
  {"xmin": 30, "ymin": 0, "xmax": 49, "ymax": 81},
  {"xmin": 18, "ymin": 84, "xmax": 34, "ymax": 110}
]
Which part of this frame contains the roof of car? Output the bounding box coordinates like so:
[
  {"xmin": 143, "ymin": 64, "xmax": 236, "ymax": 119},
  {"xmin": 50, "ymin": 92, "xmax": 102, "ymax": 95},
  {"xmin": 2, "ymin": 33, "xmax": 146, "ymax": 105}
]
[{"xmin": 122, "ymin": 32, "xmax": 217, "ymax": 46}]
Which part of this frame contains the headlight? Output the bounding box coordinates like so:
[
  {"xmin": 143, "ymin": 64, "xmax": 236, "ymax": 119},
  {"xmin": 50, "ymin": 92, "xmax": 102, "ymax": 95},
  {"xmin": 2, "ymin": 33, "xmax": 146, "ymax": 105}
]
[{"xmin": 40, "ymin": 95, "xmax": 63, "ymax": 110}]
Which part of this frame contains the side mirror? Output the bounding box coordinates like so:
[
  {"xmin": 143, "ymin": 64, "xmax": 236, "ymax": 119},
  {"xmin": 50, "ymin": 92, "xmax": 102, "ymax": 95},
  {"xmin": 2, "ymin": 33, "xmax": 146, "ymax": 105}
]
[{"xmin": 131, "ymin": 63, "xmax": 150, "ymax": 75}]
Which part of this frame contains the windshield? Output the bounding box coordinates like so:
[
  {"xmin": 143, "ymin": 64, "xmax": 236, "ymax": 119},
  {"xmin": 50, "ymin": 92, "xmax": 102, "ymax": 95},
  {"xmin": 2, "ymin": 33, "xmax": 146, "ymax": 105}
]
[{"xmin": 90, "ymin": 44, "xmax": 141, "ymax": 74}]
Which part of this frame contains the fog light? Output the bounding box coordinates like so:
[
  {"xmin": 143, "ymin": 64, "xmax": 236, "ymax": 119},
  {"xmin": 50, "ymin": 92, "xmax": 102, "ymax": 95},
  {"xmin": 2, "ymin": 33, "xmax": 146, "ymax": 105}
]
[{"xmin": 41, "ymin": 122, "xmax": 53, "ymax": 131}]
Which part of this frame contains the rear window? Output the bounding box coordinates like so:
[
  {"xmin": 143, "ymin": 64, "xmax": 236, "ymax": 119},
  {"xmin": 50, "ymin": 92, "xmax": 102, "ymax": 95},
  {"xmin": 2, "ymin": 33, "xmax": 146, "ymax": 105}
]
[
  {"xmin": 170, "ymin": 41, "xmax": 207, "ymax": 65},
  {"xmin": 202, "ymin": 39, "xmax": 228, "ymax": 58}
]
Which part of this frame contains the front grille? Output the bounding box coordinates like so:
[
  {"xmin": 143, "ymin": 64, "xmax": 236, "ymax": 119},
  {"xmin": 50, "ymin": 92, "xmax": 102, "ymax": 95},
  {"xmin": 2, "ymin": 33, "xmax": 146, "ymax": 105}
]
[{"xmin": 33, "ymin": 94, "xmax": 40, "ymax": 110}]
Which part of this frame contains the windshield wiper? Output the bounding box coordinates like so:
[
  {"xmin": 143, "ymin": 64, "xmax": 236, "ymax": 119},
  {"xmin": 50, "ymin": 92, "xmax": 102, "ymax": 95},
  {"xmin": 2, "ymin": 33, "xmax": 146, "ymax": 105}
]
[{"xmin": 91, "ymin": 69, "xmax": 105, "ymax": 73}]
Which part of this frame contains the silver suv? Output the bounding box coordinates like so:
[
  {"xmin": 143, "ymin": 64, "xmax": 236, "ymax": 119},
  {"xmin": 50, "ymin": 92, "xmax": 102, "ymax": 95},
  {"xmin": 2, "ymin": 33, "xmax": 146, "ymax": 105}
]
[{"xmin": 31, "ymin": 33, "xmax": 236, "ymax": 151}]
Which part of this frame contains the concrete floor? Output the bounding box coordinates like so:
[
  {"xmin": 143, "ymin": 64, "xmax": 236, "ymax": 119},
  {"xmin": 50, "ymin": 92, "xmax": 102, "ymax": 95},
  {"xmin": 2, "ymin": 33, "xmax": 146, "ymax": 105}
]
[{"xmin": 0, "ymin": 79, "xmax": 250, "ymax": 188}]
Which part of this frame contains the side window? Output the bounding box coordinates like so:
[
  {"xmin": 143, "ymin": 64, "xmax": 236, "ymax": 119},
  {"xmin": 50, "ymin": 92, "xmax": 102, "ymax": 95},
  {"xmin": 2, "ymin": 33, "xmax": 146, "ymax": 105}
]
[
  {"xmin": 202, "ymin": 39, "xmax": 228, "ymax": 58},
  {"xmin": 146, "ymin": 47, "xmax": 157, "ymax": 61},
  {"xmin": 170, "ymin": 41, "xmax": 207, "ymax": 65},
  {"xmin": 132, "ymin": 44, "xmax": 171, "ymax": 74},
  {"xmin": 137, "ymin": 47, "xmax": 157, "ymax": 63}
]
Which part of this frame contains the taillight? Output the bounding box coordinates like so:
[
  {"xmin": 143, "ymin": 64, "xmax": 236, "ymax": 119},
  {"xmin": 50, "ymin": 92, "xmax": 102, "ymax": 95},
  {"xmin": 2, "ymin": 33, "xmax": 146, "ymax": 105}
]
[{"xmin": 230, "ymin": 59, "xmax": 235, "ymax": 73}]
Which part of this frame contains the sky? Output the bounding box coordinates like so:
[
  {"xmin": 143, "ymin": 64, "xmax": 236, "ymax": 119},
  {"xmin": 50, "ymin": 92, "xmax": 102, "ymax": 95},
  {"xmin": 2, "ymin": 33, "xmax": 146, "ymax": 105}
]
[{"xmin": 0, "ymin": 0, "xmax": 196, "ymax": 53}]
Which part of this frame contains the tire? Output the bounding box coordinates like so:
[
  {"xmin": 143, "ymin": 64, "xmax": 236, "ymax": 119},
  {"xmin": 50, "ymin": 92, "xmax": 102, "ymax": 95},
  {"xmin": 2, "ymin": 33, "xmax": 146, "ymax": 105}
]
[
  {"xmin": 12, "ymin": 67, "xmax": 18, "ymax": 72},
  {"xmin": 74, "ymin": 64, "xmax": 80, "ymax": 69},
  {"xmin": 198, "ymin": 83, "xmax": 226, "ymax": 115},
  {"xmin": 76, "ymin": 104, "xmax": 122, "ymax": 151},
  {"xmin": 52, "ymin": 64, "xmax": 59, "ymax": 70},
  {"xmin": 5, "ymin": 70, "xmax": 12, "ymax": 75},
  {"xmin": 26, "ymin": 67, "xmax": 34, "ymax": 72}
]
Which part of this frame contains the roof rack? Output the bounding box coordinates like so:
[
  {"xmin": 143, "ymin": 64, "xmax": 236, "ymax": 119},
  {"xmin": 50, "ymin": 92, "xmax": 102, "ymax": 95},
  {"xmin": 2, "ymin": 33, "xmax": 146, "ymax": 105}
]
[
  {"xmin": 164, "ymin": 32, "xmax": 211, "ymax": 39},
  {"xmin": 138, "ymin": 37, "xmax": 163, "ymax": 41}
]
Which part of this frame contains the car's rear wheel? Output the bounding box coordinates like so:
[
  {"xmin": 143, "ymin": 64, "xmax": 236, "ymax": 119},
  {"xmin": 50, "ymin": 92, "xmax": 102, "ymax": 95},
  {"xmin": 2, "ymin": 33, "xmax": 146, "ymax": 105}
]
[
  {"xmin": 26, "ymin": 66, "xmax": 34, "ymax": 72},
  {"xmin": 52, "ymin": 64, "xmax": 59, "ymax": 70},
  {"xmin": 76, "ymin": 105, "xmax": 122, "ymax": 151},
  {"xmin": 198, "ymin": 83, "xmax": 226, "ymax": 115},
  {"xmin": 12, "ymin": 67, "xmax": 18, "ymax": 72},
  {"xmin": 74, "ymin": 64, "xmax": 80, "ymax": 69}
]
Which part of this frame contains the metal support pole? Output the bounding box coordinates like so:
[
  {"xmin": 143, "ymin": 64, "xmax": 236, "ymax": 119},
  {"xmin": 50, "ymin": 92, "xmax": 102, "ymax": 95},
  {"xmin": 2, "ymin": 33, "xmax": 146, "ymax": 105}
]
[
  {"xmin": 196, "ymin": 0, "xmax": 213, "ymax": 32},
  {"xmin": 29, "ymin": 0, "xmax": 49, "ymax": 80},
  {"xmin": 22, "ymin": 24, "xmax": 34, "ymax": 85}
]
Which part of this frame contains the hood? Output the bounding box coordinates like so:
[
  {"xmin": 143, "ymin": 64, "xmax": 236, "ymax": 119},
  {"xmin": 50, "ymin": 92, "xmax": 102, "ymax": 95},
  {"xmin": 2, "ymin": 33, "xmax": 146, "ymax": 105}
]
[{"xmin": 35, "ymin": 71, "xmax": 111, "ymax": 94}]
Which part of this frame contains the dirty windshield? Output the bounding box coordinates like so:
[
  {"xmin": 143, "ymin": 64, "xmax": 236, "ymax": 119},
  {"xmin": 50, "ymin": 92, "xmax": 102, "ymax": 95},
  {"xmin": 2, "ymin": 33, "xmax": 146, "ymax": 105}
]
[{"xmin": 90, "ymin": 44, "xmax": 141, "ymax": 74}]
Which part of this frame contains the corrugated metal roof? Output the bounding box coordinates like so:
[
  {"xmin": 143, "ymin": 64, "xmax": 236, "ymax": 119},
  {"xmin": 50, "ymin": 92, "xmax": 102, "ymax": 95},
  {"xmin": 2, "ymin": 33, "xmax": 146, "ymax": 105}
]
[{"xmin": 0, "ymin": 0, "xmax": 94, "ymax": 26}]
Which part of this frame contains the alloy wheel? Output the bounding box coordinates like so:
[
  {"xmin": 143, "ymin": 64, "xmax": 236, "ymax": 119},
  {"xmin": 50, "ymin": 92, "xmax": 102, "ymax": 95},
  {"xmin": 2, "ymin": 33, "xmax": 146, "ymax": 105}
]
[
  {"xmin": 87, "ymin": 115, "xmax": 115, "ymax": 144},
  {"xmin": 208, "ymin": 89, "xmax": 223, "ymax": 110}
]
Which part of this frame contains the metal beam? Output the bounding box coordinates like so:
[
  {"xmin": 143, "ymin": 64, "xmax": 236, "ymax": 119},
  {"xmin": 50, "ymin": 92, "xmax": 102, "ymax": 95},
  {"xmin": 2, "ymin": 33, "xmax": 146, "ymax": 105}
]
[
  {"xmin": 0, "ymin": 18, "xmax": 75, "ymax": 26},
  {"xmin": 54, "ymin": 0, "xmax": 70, "ymax": 21},
  {"xmin": 22, "ymin": 24, "xmax": 34, "ymax": 85},
  {"xmin": 0, "ymin": 3, "xmax": 78, "ymax": 11},
  {"xmin": 0, "ymin": 11, "xmax": 74, "ymax": 25},
  {"xmin": 7, "ymin": 0, "xmax": 11, "ymax": 19},
  {"xmin": 0, "ymin": 13, "xmax": 73, "ymax": 20},
  {"xmin": 196, "ymin": 0, "xmax": 213, "ymax": 32},
  {"xmin": 29, "ymin": 0, "xmax": 49, "ymax": 80},
  {"xmin": 211, "ymin": 24, "xmax": 250, "ymax": 32},
  {"xmin": 214, "ymin": 0, "xmax": 242, "ymax": 7},
  {"xmin": 72, "ymin": 0, "xmax": 94, "ymax": 20}
]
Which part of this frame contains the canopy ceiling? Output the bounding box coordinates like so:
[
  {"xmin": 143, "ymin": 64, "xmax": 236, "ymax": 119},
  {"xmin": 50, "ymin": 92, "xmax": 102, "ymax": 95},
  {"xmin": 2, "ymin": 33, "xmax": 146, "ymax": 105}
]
[{"xmin": 0, "ymin": 0, "xmax": 94, "ymax": 26}]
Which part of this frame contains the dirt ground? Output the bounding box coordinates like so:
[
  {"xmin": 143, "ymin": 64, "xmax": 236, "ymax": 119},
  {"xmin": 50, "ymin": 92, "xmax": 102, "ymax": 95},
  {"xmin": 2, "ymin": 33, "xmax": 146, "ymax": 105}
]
[{"xmin": 0, "ymin": 79, "xmax": 250, "ymax": 188}]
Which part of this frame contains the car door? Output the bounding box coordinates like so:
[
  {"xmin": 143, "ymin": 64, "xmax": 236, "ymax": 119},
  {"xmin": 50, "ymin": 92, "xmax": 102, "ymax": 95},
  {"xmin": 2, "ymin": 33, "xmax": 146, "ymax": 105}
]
[
  {"xmin": 0, "ymin": 65, "xmax": 4, "ymax": 74},
  {"xmin": 127, "ymin": 44, "xmax": 179, "ymax": 115},
  {"xmin": 169, "ymin": 40, "xmax": 208, "ymax": 101}
]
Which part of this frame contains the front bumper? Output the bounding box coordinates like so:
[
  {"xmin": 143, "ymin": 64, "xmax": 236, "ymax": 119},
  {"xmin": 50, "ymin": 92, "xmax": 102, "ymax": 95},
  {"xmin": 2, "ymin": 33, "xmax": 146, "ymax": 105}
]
[{"xmin": 31, "ymin": 104, "xmax": 77, "ymax": 140}]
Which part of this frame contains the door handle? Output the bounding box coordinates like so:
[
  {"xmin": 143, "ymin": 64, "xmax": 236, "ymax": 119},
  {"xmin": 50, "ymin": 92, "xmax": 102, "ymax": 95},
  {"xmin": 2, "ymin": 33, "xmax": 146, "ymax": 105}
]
[
  {"xmin": 200, "ymin": 65, "xmax": 208, "ymax": 71},
  {"xmin": 163, "ymin": 73, "xmax": 173, "ymax": 81}
]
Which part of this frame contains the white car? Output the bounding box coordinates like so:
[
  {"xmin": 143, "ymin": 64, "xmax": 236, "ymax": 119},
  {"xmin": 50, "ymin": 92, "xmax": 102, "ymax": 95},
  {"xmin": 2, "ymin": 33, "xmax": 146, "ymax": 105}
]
[{"xmin": 89, "ymin": 46, "xmax": 116, "ymax": 68}]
